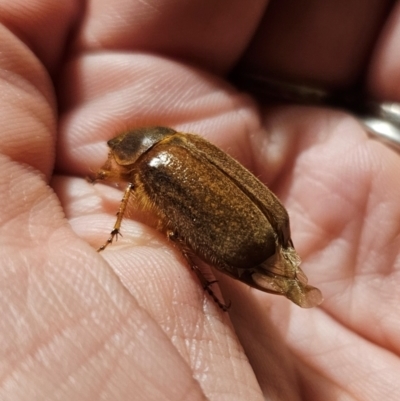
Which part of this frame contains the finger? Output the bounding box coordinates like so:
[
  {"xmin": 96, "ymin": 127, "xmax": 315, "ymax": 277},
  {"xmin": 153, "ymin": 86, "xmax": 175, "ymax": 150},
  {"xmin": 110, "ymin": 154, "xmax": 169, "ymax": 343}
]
[
  {"xmin": 0, "ymin": 0, "xmax": 74, "ymax": 178},
  {"xmin": 368, "ymin": 2, "xmax": 400, "ymax": 99},
  {"xmin": 72, "ymin": 0, "xmax": 267, "ymax": 73},
  {"xmin": 0, "ymin": 0, "xmax": 78, "ymax": 72},
  {"xmin": 237, "ymin": 0, "xmax": 393, "ymax": 88}
]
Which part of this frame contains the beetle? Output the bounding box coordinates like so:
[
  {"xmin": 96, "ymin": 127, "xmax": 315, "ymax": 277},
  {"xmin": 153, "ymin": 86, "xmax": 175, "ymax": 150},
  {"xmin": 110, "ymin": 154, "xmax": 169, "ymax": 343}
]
[{"xmin": 93, "ymin": 126, "xmax": 323, "ymax": 309}]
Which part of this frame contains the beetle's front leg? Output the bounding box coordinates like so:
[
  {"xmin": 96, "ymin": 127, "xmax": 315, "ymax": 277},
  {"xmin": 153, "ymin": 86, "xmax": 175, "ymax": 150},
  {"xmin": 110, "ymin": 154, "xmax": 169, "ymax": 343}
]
[{"xmin": 97, "ymin": 183, "xmax": 134, "ymax": 252}]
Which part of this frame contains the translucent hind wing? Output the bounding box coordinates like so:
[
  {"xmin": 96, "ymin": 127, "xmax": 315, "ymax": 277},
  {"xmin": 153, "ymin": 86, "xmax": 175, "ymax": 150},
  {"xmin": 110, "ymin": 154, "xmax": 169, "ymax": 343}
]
[{"xmin": 250, "ymin": 245, "xmax": 323, "ymax": 308}]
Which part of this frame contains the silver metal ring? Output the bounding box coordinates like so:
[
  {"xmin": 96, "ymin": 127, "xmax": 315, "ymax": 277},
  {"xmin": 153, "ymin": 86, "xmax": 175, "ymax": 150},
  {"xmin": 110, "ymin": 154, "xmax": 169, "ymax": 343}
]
[{"xmin": 356, "ymin": 100, "xmax": 400, "ymax": 151}]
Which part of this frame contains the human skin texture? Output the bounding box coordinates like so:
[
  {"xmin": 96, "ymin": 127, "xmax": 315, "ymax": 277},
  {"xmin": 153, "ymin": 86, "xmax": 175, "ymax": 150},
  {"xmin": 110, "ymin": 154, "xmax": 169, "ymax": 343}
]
[{"xmin": 0, "ymin": 1, "xmax": 399, "ymax": 400}]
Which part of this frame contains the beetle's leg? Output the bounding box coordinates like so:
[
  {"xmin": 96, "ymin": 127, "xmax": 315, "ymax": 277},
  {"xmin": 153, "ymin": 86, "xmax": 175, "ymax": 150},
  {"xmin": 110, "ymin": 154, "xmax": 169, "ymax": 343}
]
[
  {"xmin": 97, "ymin": 183, "xmax": 134, "ymax": 252},
  {"xmin": 181, "ymin": 250, "xmax": 231, "ymax": 312}
]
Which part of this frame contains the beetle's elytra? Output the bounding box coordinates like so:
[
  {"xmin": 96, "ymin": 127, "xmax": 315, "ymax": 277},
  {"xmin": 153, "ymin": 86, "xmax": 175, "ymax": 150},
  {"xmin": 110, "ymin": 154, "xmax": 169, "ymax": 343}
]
[{"xmin": 94, "ymin": 126, "xmax": 323, "ymax": 309}]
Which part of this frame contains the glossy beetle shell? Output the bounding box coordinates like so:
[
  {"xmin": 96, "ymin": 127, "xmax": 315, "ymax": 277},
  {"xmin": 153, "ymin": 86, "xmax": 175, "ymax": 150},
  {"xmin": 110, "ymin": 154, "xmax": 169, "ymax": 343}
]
[{"xmin": 95, "ymin": 126, "xmax": 323, "ymax": 308}]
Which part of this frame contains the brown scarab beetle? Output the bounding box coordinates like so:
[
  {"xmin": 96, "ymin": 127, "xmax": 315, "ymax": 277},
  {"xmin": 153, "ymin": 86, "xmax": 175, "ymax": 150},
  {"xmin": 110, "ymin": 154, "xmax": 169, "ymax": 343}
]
[{"xmin": 94, "ymin": 126, "xmax": 323, "ymax": 309}]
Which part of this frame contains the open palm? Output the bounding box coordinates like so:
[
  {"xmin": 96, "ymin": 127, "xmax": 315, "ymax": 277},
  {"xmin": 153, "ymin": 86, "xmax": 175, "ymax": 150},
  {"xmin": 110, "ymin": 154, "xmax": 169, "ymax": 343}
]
[{"xmin": 1, "ymin": 1, "xmax": 399, "ymax": 400}]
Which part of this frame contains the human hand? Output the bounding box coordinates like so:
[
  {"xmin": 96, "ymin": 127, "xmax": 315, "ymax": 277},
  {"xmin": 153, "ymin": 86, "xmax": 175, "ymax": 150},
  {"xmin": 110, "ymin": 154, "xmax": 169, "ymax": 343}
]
[{"xmin": 1, "ymin": 1, "xmax": 399, "ymax": 400}]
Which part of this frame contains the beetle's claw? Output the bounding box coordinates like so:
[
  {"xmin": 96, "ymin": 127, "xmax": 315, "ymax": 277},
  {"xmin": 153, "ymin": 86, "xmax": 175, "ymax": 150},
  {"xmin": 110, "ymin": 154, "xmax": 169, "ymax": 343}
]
[
  {"xmin": 97, "ymin": 228, "xmax": 121, "ymax": 252},
  {"xmin": 203, "ymin": 283, "xmax": 230, "ymax": 311}
]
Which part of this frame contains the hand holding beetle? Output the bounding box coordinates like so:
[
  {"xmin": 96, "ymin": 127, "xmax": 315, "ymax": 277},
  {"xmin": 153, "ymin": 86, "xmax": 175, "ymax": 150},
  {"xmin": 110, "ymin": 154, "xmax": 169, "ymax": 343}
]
[{"xmin": 1, "ymin": 1, "xmax": 400, "ymax": 401}]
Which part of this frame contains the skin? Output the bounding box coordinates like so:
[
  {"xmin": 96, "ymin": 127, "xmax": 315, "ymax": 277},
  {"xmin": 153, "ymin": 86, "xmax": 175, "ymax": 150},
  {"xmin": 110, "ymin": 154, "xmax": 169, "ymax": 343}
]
[{"xmin": 0, "ymin": 0, "xmax": 399, "ymax": 400}]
